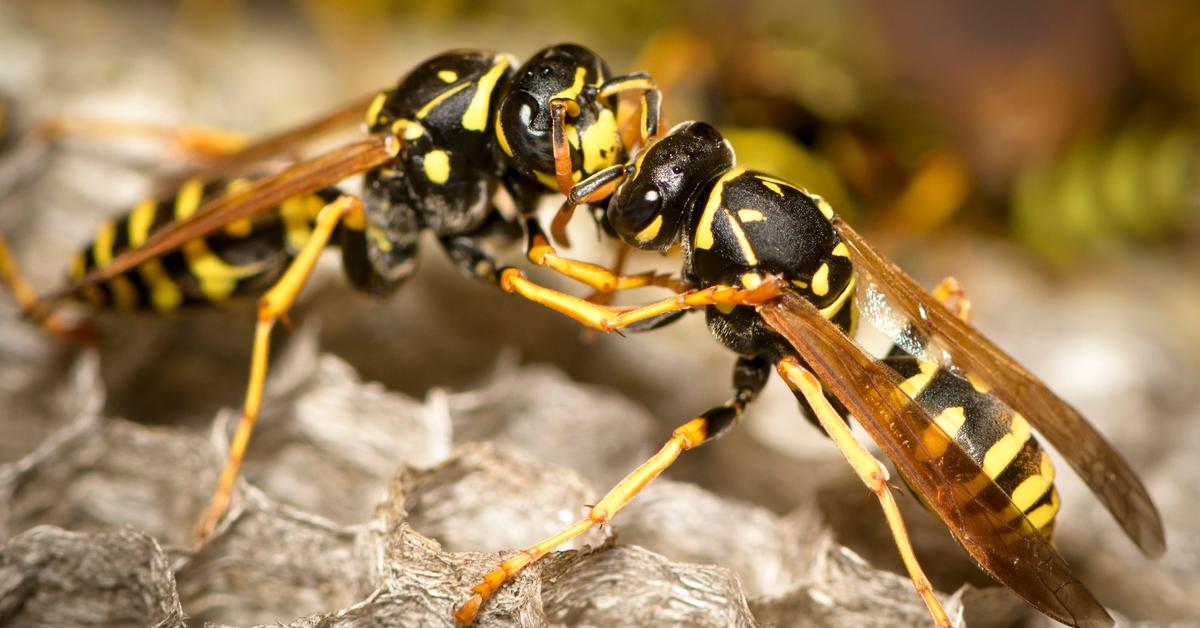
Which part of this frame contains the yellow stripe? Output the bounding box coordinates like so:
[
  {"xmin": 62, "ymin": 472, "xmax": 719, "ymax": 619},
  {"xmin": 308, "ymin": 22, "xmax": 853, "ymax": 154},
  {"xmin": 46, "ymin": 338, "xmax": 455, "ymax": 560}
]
[
  {"xmin": 92, "ymin": 220, "xmax": 116, "ymax": 267},
  {"xmin": 495, "ymin": 109, "xmax": 514, "ymax": 157},
  {"xmin": 634, "ymin": 214, "xmax": 663, "ymax": 243},
  {"xmin": 1011, "ymin": 451, "xmax": 1056, "ymax": 511},
  {"xmin": 899, "ymin": 360, "xmax": 938, "ymax": 397},
  {"xmin": 551, "ymin": 66, "xmax": 588, "ymax": 102},
  {"xmin": 461, "ymin": 58, "xmax": 511, "ymax": 131},
  {"xmin": 108, "ymin": 276, "xmax": 138, "ymax": 310},
  {"xmin": 760, "ymin": 180, "xmax": 784, "ymax": 196},
  {"xmin": 1025, "ymin": 489, "xmax": 1060, "ymax": 530},
  {"xmin": 724, "ymin": 208, "xmax": 758, "ymax": 265},
  {"xmin": 919, "ymin": 405, "xmax": 966, "ymax": 460},
  {"xmin": 811, "ymin": 263, "xmax": 830, "ymax": 297},
  {"xmin": 813, "ymin": 194, "xmax": 835, "ymax": 219},
  {"xmin": 982, "ymin": 414, "xmax": 1032, "ymax": 478},
  {"xmin": 695, "ymin": 168, "xmax": 744, "ymax": 250},
  {"xmin": 128, "ymin": 199, "xmax": 156, "ymax": 246},
  {"xmin": 416, "ymin": 81, "xmax": 470, "ymax": 120},
  {"xmin": 174, "ymin": 178, "xmax": 204, "ymax": 219},
  {"xmin": 831, "ymin": 242, "xmax": 849, "ymax": 257},
  {"xmin": 818, "ymin": 274, "xmax": 856, "ymax": 319},
  {"xmin": 175, "ymin": 178, "xmax": 263, "ymax": 301}
]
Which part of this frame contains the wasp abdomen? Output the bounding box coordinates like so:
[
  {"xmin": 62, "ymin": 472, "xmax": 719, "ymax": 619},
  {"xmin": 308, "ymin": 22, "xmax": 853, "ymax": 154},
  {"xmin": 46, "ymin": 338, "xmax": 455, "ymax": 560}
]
[
  {"xmin": 68, "ymin": 178, "xmax": 341, "ymax": 311},
  {"xmin": 889, "ymin": 355, "xmax": 1061, "ymax": 537}
]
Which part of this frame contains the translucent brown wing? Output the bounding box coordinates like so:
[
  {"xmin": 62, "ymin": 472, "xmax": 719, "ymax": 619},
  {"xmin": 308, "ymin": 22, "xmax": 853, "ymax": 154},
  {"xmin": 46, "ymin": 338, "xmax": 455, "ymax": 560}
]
[
  {"xmin": 760, "ymin": 291, "xmax": 1112, "ymax": 628},
  {"xmin": 44, "ymin": 133, "xmax": 395, "ymax": 302},
  {"xmin": 159, "ymin": 91, "xmax": 378, "ymax": 191},
  {"xmin": 832, "ymin": 217, "xmax": 1165, "ymax": 558}
]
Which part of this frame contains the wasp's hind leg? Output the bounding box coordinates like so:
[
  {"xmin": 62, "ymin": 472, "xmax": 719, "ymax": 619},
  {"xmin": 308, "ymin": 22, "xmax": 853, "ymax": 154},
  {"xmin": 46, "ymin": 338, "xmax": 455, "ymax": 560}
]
[
  {"xmin": 35, "ymin": 116, "xmax": 248, "ymax": 160},
  {"xmin": 0, "ymin": 232, "xmax": 93, "ymax": 341},
  {"xmin": 195, "ymin": 193, "xmax": 367, "ymax": 540},
  {"xmin": 453, "ymin": 356, "xmax": 771, "ymax": 625},
  {"xmin": 776, "ymin": 356, "xmax": 953, "ymax": 628}
]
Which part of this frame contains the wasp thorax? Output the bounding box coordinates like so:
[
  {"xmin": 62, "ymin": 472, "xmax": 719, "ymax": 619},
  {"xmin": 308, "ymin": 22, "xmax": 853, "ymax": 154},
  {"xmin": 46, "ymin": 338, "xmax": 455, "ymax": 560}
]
[
  {"xmin": 608, "ymin": 121, "xmax": 735, "ymax": 251},
  {"xmin": 495, "ymin": 44, "xmax": 619, "ymax": 183}
]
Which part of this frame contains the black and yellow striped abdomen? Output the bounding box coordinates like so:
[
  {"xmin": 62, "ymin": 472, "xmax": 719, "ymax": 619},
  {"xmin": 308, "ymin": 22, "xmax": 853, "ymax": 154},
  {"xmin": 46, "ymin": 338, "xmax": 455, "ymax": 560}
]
[
  {"xmin": 888, "ymin": 355, "xmax": 1061, "ymax": 537},
  {"xmin": 68, "ymin": 178, "xmax": 342, "ymax": 312}
]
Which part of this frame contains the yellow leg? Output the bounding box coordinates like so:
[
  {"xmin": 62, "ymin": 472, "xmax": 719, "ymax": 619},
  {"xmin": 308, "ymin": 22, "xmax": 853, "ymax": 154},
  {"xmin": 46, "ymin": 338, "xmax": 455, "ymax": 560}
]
[
  {"xmin": 776, "ymin": 356, "xmax": 952, "ymax": 628},
  {"xmin": 501, "ymin": 267, "xmax": 781, "ymax": 333},
  {"xmin": 194, "ymin": 194, "xmax": 364, "ymax": 540},
  {"xmin": 0, "ymin": 232, "xmax": 93, "ymax": 341},
  {"xmin": 526, "ymin": 229, "xmax": 683, "ymax": 295},
  {"xmin": 455, "ymin": 415, "xmax": 719, "ymax": 625},
  {"xmin": 37, "ymin": 116, "xmax": 248, "ymax": 159}
]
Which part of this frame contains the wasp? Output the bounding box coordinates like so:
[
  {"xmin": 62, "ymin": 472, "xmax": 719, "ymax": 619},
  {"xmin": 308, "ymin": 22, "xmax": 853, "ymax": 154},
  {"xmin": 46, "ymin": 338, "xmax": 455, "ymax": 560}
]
[
  {"xmin": 0, "ymin": 44, "xmax": 1165, "ymax": 627},
  {"xmin": 453, "ymin": 120, "xmax": 1167, "ymax": 626},
  {"xmin": 0, "ymin": 43, "xmax": 670, "ymax": 541}
]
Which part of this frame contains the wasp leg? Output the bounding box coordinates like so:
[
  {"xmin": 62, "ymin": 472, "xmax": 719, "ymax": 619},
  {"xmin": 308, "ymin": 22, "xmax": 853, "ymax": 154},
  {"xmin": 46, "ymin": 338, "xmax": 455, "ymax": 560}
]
[
  {"xmin": 548, "ymin": 164, "xmax": 626, "ymax": 247},
  {"xmin": 584, "ymin": 242, "xmax": 631, "ymax": 306},
  {"xmin": 454, "ymin": 356, "xmax": 771, "ymax": 625},
  {"xmin": 0, "ymin": 232, "xmax": 93, "ymax": 341},
  {"xmin": 776, "ymin": 355, "xmax": 953, "ymax": 628},
  {"xmin": 525, "ymin": 219, "xmax": 682, "ymax": 296},
  {"xmin": 36, "ymin": 116, "xmax": 249, "ymax": 159},
  {"xmin": 598, "ymin": 72, "xmax": 662, "ymax": 148},
  {"xmin": 500, "ymin": 268, "xmax": 778, "ymax": 333},
  {"xmin": 549, "ymin": 97, "xmax": 582, "ymax": 195},
  {"xmin": 195, "ymin": 193, "xmax": 365, "ymax": 541}
]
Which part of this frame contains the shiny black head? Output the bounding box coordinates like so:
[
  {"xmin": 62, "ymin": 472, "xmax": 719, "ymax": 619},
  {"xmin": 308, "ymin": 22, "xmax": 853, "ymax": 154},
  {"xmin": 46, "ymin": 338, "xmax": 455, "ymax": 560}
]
[
  {"xmin": 495, "ymin": 44, "xmax": 623, "ymax": 187},
  {"xmin": 606, "ymin": 121, "xmax": 735, "ymax": 251}
]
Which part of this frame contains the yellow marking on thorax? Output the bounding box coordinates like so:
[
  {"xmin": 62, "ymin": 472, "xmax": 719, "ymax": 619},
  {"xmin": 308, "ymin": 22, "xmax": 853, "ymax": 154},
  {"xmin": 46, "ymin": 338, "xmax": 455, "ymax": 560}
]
[
  {"xmin": 725, "ymin": 208, "xmax": 758, "ymax": 265},
  {"xmin": 966, "ymin": 372, "xmax": 991, "ymax": 393},
  {"xmin": 437, "ymin": 70, "xmax": 458, "ymax": 83},
  {"xmin": 715, "ymin": 300, "xmax": 736, "ymax": 315},
  {"xmin": 462, "ymin": 58, "xmax": 511, "ymax": 132},
  {"xmin": 899, "ymin": 360, "xmax": 938, "ymax": 397},
  {"xmin": 790, "ymin": 279, "xmax": 808, "ymax": 289},
  {"xmin": 813, "ymin": 194, "xmax": 835, "ymax": 219},
  {"xmin": 416, "ymin": 81, "xmax": 470, "ymax": 120},
  {"xmin": 760, "ymin": 180, "xmax": 784, "ymax": 196},
  {"xmin": 831, "ymin": 242, "xmax": 849, "ymax": 257},
  {"xmin": 1011, "ymin": 450, "xmax": 1056, "ymax": 512},
  {"xmin": 365, "ymin": 92, "xmax": 388, "ymax": 127},
  {"xmin": 818, "ymin": 273, "xmax": 856, "ymax": 319},
  {"xmin": 811, "ymin": 263, "xmax": 830, "ymax": 297},
  {"xmin": 581, "ymin": 108, "xmax": 620, "ymax": 174},
  {"xmin": 175, "ymin": 178, "xmax": 265, "ymax": 301},
  {"xmin": 634, "ymin": 214, "xmax": 663, "ymax": 244},
  {"xmin": 982, "ymin": 414, "xmax": 1031, "ymax": 477},
  {"xmin": 392, "ymin": 118, "xmax": 426, "ymax": 141},
  {"xmin": 738, "ymin": 209, "xmax": 766, "ymax": 222},
  {"xmin": 423, "ymin": 149, "xmax": 451, "ymax": 184},
  {"xmin": 740, "ymin": 272, "xmax": 763, "ymax": 289},
  {"xmin": 695, "ymin": 168, "xmax": 745, "ymax": 250}
]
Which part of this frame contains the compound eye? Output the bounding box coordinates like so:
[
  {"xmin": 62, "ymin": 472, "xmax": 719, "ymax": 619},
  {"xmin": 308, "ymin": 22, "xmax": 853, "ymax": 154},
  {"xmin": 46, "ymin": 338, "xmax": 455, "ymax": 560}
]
[{"xmin": 609, "ymin": 184, "xmax": 663, "ymax": 236}]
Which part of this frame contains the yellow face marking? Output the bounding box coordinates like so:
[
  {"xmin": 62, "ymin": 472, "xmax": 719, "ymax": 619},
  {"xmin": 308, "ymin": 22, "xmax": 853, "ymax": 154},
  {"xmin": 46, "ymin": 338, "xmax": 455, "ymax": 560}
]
[
  {"xmin": 423, "ymin": 149, "xmax": 451, "ymax": 185},
  {"xmin": 581, "ymin": 108, "xmax": 620, "ymax": 174},
  {"xmin": 416, "ymin": 81, "xmax": 470, "ymax": 120},
  {"xmin": 695, "ymin": 168, "xmax": 745, "ymax": 250},
  {"xmin": 737, "ymin": 208, "xmax": 766, "ymax": 222},
  {"xmin": 831, "ymin": 242, "xmax": 849, "ymax": 258},
  {"xmin": 982, "ymin": 414, "xmax": 1032, "ymax": 478},
  {"xmin": 634, "ymin": 214, "xmax": 663, "ymax": 243},
  {"xmin": 92, "ymin": 220, "xmax": 116, "ymax": 267},
  {"xmin": 437, "ymin": 70, "xmax": 458, "ymax": 83},
  {"xmin": 462, "ymin": 58, "xmax": 511, "ymax": 132},
  {"xmin": 1025, "ymin": 489, "xmax": 1061, "ymax": 531},
  {"xmin": 811, "ymin": 263, "xmax": 830, "ymax": 297},
  {"xmin": 740, "ymin": 273, "xmax": 763, "ymax": 290},
  {"xmin": 899, "ymin": 360, "xmax": 938, "ymax": 397},
  {"xmin": 551, "ymin": 66, "xmax": 588, "ymax": 103},
  {"xmin": 818, "ymin": 273, "xmax": 856, "ymax": 319},
  {"xmin": 760, "ymin": 180, "xmax": 784, "ymax": 196},
  {"xmin": 365, "ymin": 92, "xmax": 388, "ymax": 127},
  {"xmin": 724, "ymin": 208, "xmax": 759, "ymax": 265},
  {"xmin": 128, "ymin": 199, "xmax": 156, "ymax": 246},
  {"xmin": 494, "ymin": 109, "xmax": 514, "ymax": 157}
]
